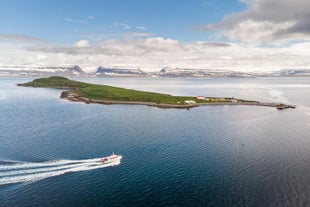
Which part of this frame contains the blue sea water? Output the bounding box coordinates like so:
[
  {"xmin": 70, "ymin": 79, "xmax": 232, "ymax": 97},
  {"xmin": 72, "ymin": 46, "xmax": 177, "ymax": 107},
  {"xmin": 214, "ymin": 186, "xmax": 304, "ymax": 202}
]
[{"xmin": 0, "ymin": 77, "xmax": 309, "ymax": 207}]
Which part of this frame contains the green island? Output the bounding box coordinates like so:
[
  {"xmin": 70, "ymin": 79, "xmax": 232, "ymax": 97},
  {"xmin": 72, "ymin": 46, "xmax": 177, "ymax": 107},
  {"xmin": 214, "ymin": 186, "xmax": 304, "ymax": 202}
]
[{"xmin": 18, "ymin": 76, "xmax": 296, "ymax": 110}]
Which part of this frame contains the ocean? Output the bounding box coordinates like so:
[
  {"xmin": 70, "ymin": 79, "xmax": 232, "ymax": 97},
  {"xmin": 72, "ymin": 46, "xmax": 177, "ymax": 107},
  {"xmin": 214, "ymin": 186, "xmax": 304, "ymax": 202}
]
[{"xmin": 0, "ymin": 77, "xmax": 309, "ymax": 206}]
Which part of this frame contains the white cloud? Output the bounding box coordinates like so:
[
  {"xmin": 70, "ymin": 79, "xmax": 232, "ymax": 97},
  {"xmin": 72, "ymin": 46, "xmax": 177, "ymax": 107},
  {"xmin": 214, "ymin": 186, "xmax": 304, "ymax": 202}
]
[
  {"xmin": 1, "ymin": 34, "xmax": 310, "ymax": 72},
  {"xmin": 0, "ymin": 30, "xmax": 309, "ymax": 72},
  {"xmin": 224, "ymin": 20, "xmax": 296, "ymax": 44},
  {"xmin": 74, "ymin": 39, "xmax": 90, "ymax": 47},
  {"xmin": 124, "ymin": 32, "xmax": 155, "ymax": 37},
  {"xmin": 0, "ymin": 33, "xmax": 49, "ymax": 44},
  {"xmin": 36, "ymin": 54, "xmax": 47, "ymax": 60},
  {"xmin": 87, "ymin": 16, "xmax": 96, "ymax": 20},
  {"xmin": 113, "ymin": 23, "xmax": 148, "ymax": 31},
  {"xmin": 135, "ymin": 26, "xmax": 146, "ymax": 30},
  {"xmin": 113, "ymin": 22, "xmax": 131, "ymax": 30},
  {"xmin": 203, "ymin": 0, "xmax": 310, "ymax": 44},
  {"xmin": 143, "ymin": 37, "xmax": 182, "ymax": 52},
  {"xmin": 64, "ymin": 18, "xmax": 85, "ymax": 23}
]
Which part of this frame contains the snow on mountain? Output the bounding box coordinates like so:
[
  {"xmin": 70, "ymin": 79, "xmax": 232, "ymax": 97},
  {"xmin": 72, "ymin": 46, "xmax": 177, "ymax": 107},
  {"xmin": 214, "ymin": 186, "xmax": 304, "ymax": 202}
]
[
  {"xmin": 0, "ymin": 65, "xmax": 85, "ymax": 77},
  {"xmin": 157, "ymin": 67, "xmax": 254, "ymax": 77},
  {"xmin": 0, "ymin": 65, "xmax": 309, "ymax": 77},
  {"xmin": 94, "ymin": 66, "xmax": 146, "ymax": 76}
]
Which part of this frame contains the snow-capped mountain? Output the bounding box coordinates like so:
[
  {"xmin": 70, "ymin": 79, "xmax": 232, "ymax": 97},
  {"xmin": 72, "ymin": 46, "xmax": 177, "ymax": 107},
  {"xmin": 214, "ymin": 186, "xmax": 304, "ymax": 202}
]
[
  {"xmin": 94, "ymin": 66, "xmax": 147, "ymax": 76},
  {"xmin": 0, "ymin": 65, "xmax": 309, "ymax": 77},
  {"xmin": 157, "ymin": 67, "xmax": 254, "ymax": 77},
  {"xmin": 0, "ymin": 65, "xmax": 85, "ymax": 77},
  {"xmin": 262, "ymin": 69, "xmax": 310, "ymax": 77}
]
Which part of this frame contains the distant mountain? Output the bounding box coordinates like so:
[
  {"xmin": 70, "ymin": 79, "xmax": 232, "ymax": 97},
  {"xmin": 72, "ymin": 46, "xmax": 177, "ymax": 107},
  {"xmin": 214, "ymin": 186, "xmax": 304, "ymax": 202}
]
[
  {"xmin": 156, "ymin": 67, "xmax": 310, "ymax": 77},
  {"xmin": 259, "ymin": 69, "xmax": 310, "ymax": 77},
  {"xmin": 66, "ymin": 65, "xmax": 85, "ymax": 75},
  {"xmin": 0, "ymin": 65, "xmax": 85, "ymax": 77},
  {"xmin": 0, "ymin": 65, "xmax": 309, "ymax": 78},
  {"xmin": 157, "ymin": 67, "xmax": 254, "ymax": 77},
  {"xmin": 94, "ymin": 66, "xmax": 146, "ymax": 76}
]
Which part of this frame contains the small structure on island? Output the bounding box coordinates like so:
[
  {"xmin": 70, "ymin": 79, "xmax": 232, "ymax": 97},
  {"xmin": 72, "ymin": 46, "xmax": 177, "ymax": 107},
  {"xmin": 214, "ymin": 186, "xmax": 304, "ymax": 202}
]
[
  {"xmin": 19, "ymin": 76, "xmax": 297, "ymax": 110},
  {"xmin": 184, "ymin": 100, "xmax": 196, "ymax": 104},
  {"xmin": 196, "ymin": 96, "xmax": 205, "ymax": 100},
  {"xmin": 231, "ymin": 99, "xmax": 238, "ymax": 103}
]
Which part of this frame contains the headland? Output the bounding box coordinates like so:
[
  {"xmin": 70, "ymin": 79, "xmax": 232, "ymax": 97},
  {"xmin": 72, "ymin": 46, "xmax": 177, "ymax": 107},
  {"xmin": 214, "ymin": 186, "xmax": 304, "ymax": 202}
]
[{"xmin": 18, "ymin": 76, "xmax": 296, "ymax": 110}]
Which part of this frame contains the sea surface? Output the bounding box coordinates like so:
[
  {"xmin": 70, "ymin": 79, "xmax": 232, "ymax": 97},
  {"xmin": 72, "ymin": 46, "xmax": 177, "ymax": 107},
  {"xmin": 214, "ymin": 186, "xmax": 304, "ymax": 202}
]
[{"xmin": 0, "ymin": 77, "xmax": 309, "ymax": 207}]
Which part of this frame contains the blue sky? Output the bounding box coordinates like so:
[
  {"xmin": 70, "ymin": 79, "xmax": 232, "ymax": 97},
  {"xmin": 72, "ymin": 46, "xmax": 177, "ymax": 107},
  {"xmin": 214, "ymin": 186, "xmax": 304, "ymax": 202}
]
[
  {"xmin": 0, "ymin": 0, "xmax": 245, "ymax": 43},
  {"xmin": 0, "ymin": 0, "xmax": 309, "ymax": 71}
]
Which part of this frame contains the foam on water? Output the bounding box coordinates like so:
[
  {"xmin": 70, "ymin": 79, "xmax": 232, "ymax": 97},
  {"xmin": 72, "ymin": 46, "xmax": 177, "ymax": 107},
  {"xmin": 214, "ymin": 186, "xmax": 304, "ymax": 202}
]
[
  {"xmin": 0, "ymin": 158, "xmax": 100, "ymax": 170},
  {"xmin": 267, "ymin": 87, "xmax": 310, "ymax": 123},
  {"xmin": 0, "ymin": 158, "xmax": 120, "ymax": 185},
  {"xmin": 297, "ymin": 105, "xmax": 310, "ymax": 125},
  {"xmin": 268, "ymin": 88, "xmax": 290, "ymax": 103}
]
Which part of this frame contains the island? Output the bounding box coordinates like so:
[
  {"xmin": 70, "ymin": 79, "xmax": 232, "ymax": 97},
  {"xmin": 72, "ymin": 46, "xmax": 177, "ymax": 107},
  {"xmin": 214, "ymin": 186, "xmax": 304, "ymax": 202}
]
[{"xmin": 18, "ymin": 76, "xmax": 296, "ymax": 110}]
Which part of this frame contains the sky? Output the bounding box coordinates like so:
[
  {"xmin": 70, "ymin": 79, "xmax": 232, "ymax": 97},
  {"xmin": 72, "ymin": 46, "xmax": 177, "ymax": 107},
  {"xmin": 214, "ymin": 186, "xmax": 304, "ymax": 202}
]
[{"xmin": 0, "ymin": 0, "xmax": 310, "ymax": 72}]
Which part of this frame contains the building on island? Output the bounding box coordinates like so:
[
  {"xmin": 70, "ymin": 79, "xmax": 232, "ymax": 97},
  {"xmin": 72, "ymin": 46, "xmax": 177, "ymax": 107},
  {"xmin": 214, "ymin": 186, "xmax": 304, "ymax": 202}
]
[
  {"xmin": 196, "ymin": 96, "xmax": 205, "ymax": 100},
  {"xmin": 184, "ymin": 100, "xmax": 196, "ymax": 104}
]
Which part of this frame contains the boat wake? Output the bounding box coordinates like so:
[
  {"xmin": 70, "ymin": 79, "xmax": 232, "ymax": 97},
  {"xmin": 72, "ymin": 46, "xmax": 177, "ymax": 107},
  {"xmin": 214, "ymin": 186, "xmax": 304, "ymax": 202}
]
[{"xmin": 0, "ymin": 158, "xmax": 120, "ymax": 186}]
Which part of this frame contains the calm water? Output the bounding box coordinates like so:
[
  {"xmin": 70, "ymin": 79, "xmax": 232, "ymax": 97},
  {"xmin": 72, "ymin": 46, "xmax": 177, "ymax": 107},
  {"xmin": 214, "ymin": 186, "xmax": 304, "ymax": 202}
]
[{"xmin": 0, "ymin": 77, "xmax": 309, "ymax": 207}]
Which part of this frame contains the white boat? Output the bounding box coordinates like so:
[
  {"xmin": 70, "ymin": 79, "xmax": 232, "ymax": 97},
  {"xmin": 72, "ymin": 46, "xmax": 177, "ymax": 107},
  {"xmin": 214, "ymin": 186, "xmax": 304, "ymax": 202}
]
[{"xmin": 100, "ymin": 153, "xmax": 122, "ymax": 165}]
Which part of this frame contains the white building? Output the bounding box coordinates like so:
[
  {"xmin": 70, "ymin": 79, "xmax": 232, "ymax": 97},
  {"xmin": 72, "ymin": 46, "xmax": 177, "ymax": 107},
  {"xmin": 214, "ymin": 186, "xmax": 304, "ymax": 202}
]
[
  {"xmin": 196, "ymin": 96, "xmax": 205, "ymax": 100},
  {"xmin": 184, "ymin": 100, "xmax": 196, "ymax": 104}
]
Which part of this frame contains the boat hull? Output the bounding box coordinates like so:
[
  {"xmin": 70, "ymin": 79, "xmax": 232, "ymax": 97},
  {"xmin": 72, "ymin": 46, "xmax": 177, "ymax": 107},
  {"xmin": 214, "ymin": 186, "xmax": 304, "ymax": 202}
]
[{"xmin": 100, "ymin": 154, "xmax": 122, "ymax": 165}]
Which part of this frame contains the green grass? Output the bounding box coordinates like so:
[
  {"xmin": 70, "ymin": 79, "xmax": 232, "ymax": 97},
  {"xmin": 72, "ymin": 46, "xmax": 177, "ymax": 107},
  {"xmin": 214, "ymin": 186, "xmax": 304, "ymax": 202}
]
[
  {"xmin": 20, "ymin": 76, "xmax": 234, "ymax": 105},
  {"xmin": 79, "ymin": 84, "xmax": 205, "ymax": 104},
  {"xmin": 19, "ymin": 76, "xmax": 89, "ymax": 89}
]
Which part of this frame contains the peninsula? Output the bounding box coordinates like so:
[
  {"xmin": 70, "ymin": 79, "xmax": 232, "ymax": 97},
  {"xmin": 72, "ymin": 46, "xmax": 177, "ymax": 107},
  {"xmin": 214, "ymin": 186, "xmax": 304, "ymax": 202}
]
[{"xmin": 18, "ymin": 76, "xmax": 295, "ymax": 110}]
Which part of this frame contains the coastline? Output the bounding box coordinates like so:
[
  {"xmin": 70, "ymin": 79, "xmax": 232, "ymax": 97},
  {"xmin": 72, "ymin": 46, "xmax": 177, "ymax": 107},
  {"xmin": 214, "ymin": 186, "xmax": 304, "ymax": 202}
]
[
  {"xmin": 18, "ymin": 76, "xmax": 296, "ymax": 110},
  {"xmin": 60, "ymin": 91, "xmax": 296, "ymax": 110}
]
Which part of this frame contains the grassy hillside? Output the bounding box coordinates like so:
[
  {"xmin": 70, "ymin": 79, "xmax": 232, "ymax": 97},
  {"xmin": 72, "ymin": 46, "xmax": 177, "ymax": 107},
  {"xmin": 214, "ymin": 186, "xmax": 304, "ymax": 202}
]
[
  {"xmin": 19, "ymin": 76, "xmax": 294, "ymax": 109},
  {"xmin": 20, "ymin": 76, "xmax": 208, "ymax": 104},
  {"xmin": 19, "ymin": 76, "xmax": 89, "ymax": 89}
]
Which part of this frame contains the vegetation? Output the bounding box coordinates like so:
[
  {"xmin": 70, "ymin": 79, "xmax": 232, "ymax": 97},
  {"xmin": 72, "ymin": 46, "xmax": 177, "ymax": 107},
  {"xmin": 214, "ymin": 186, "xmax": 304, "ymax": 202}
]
[
  {"xmin": 19, "ymin": 76, "xmax": 89, "ymax": 89},
  {"xmin": 20, "ymin": 76, "xmax": 210, "ymax": 104},
  {"xmin": 20, "ymin": 76, "xmax": 247, "ymax": 105}
]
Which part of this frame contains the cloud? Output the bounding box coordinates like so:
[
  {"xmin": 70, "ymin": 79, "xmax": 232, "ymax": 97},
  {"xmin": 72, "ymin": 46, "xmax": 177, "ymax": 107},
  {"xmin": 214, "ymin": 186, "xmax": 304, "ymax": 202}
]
[
  {"xmin": 184, "ymin": 41, "xmax": 231, "ymax": 53},
  {"xmin": 94, "ymin": 37, "xmax": 184, "ymax": 55},
  {"xmin": 197, "ymin": 41, "xmax": 231, "ymax": 48},
  {"xmin": 84, "ymin": 32, "xmax": 154, "ymax": 42},
  {"xmin": 87, "ymin": 16, "xmax": 96, "ymax": 20},
  {"xmin": 0, "ymin": 33, "xmax": 49, "ymax": 44},
  {"xmin": 27, "ymin": 45, "xmax": 114, "ymax": 55},
  {"xmin": 1, "ymin": 33, "xmax": 310, "ymax": 72},
  {"xmin": 142, "ymin": 37, "xmax": 183, "ymax": 52},
  {"xmin": 113, "ymin": 22, "xmax": 131, "ymax": 30},
  {"xmin": 23, "ymin": 37, "xmax": 184, "ymax": 59},
  {"xmin": 113, "ymin": 23, "xmax": 148, "ymax": 31},
  {"xmin": 135, "ymin": 26, "xmax": 146, "ymax": 30},
  {"xmin": 202, "ymin": 0, "xmax": 310, "ymax": 44},
  {"xmin": 64, "ymin": 18, "xmax": 85, "ymax": 23},
  {"xmin": 74, "ymin": 39, "xmax": 90, "ymax": 47},
  {"xmin": 64, "ymin": 16, "xmax": 95, "ymax": 23},
  {"xmin": 124, "ymin": 32, "xmax": 155, "ymax": 37},
  {"xmin": 36, "ymin": 54, "xmax": 47, "ymax": 60},
  {"xmin": 85, "ymin": 33, "xmax": 115, "ymax": 41}
]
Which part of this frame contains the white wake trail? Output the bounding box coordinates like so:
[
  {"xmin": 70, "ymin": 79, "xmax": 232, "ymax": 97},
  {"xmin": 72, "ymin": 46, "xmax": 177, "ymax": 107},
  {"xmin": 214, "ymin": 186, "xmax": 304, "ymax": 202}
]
[
  {"xmin": 0, "ymin": 162, "xmax": 95, "ymax": 177},
  {"xmin": 0, "ymin": 159, "xmax": 120, "ymax": 186},
  {"xmin": 0, "ymin": 158, "xmax": 101, "ymax": 170}
]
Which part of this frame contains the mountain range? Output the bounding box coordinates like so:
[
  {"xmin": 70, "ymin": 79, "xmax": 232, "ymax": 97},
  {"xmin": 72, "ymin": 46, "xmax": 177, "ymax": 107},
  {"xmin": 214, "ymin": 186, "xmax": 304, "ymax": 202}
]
[{"xmin": 1, "ymin": 65, "xmax": 310, "ymax": 78}]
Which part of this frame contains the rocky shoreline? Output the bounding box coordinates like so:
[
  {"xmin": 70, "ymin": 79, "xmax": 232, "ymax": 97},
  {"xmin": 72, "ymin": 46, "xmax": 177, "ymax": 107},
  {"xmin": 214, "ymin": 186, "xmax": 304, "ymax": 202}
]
[{"xmin": 60, "ymin": 91, "xmax": 296, "ymax": 110}]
